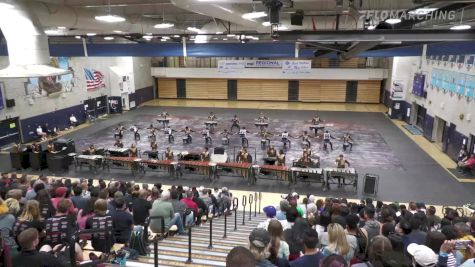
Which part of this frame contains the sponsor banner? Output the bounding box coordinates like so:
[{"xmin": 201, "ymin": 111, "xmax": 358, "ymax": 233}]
[
  {"xmin": 282, "ymin": 60, "xmax": 311, "ymax": 74},
  {"xmin": 218, "ymin": 60, "xmax": 311, "ymax": 73}
]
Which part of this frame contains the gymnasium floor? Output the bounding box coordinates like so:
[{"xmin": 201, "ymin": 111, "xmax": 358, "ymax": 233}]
[{"xmin": 36, "ymin": 101, "xmax": 475, "ymax": 206}]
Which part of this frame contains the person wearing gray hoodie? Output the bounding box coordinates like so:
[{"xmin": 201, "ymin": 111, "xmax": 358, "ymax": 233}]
[{"xmin": 363, "ymin": 206, "xmax": 380, "ymax": 245}]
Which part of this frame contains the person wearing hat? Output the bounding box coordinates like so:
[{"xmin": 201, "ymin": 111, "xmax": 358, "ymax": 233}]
[
  {"xmin": 249, "ymin": 228, "xmax": 275, "ymax": 267},
  {"xmin": 257, "ymin": 206, "xmax": 277, "ymax": 230},
  {"xmin": 51, "ymin": 187, "xmax": 76, "ymax": 215},
  {"xmin": 407, "ymin": 243, "xmax": 438, "ymax": 267}
]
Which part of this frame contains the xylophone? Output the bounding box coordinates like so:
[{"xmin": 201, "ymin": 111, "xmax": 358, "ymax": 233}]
[
  {"xmin": 105, "ymin": 156, "xmax": 144, "ymax": 175},
  {"xmin": 75, "ymin": 155, "xmax": 104, "ymax": 172},
  {"xmin": 107, "ymin": 147, "xmax": 130, "ymax": 157},
  {"xmin": 290, "ymin": 167, "xmax": 323, "ymax": 185},
  {"xmin": 324, "ymin": 167, "xmax": 357, "ymax": 191},
  {"xmin": 252, "ymin": 164, "xmax": 289, "ymax": 185}
]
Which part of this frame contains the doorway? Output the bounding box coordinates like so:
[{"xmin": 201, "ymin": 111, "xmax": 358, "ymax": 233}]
[
  {"xmin": 469, "ymin": 134, "xmax": 475, "ymax": 154},
  {"xmin": 442, "ymin": 123, "xmax": 456, "ymax": 153},
  {"xmin": 121, "ymin": 93, "xmax": 129, "ymax": 111},
  {"xmin": 433, "ymin": 116, "xmax": 446, "ymax": 149}
]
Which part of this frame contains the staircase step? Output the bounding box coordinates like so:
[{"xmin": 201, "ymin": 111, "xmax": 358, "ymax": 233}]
[
  {"xmin": 138, "ymin": 253, "xmax": 225, "ymax": 266},
  {"xmin": 152, "ymin": 242, "xmax": 231, "ymax": 253}
]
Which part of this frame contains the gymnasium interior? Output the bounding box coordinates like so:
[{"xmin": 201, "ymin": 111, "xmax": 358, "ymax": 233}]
[{"xmin": 0, "ymin": 0, "xmax": 475, "ymax": 266}]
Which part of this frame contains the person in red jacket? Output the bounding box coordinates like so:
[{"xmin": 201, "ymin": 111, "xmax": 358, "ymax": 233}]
[
  {"xmin": 180, "ymin": 191, "xmax": 198, "ymax": 226},
  {"xmin": 458, "ymin": 154, "xmax": 475, "ymax": 174}
]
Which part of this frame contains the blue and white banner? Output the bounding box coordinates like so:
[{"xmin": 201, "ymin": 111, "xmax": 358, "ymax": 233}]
[
  {"xmin": 218, "ymin": 60, "xmax": 311, "ymax": 73},
  {"xmin": 282, "ymin": 60, "xmax": 311, "ymax": 74},
  {"xmin": 218, "ymin": 60, "xmax": 245, "ymax": 73}
]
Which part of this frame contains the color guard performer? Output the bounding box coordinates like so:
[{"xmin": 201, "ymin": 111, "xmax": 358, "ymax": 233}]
[
  {"xmin": 230, "ymin": 114, "xmax": 240, "ymax": 133},
  {"xmin": 341, "ymin": 133, "xmax": 354, "ymax": 152}
]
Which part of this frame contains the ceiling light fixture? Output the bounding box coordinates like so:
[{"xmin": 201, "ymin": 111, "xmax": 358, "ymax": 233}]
[
  {"xmin": 173, "ymin": 35, "xmax": 180, "ymax": 38},
  {"xmin": 75, "ymin": 36, "xmax": 82, "ymax": 39},
  {"xmin": 44, "ymin": 29, "xmax": 59, "ymax": 35},
  {"xmin": 262, "ymin": 21, "xmax": 271, "ymax": 27},
  {"xmin": 57, "ymin": 26, "xmax": 67, "ymax": 30},
  {"xmin": 95, "ymin": 0, "xmax": 126, "ymax": 23},
  {"xmin": 143, "ymin": 35, "xmax": 153, "ymax": 40},
  {"xmin": 154, "ymin": 23, "xmax": 174, "ymax": 29},
  {"xmin": 113, "ymin": 30, "xmax": 123, "ymax": 33},
  {"xmin": 223, "ymin": 38, "xmax": 228, "ymax": 41},
  {"xmin": 242, "ymin": 11, "xmax": 267, "ymax": 20},
  {"xmin": 278, "ymin": 25, "xmax": 289, "ymax": 30},
  {"xmin": 216, "ymin": 31, "xmax": 223, "ymax": 34},
  {"xmin": 86, "ymin": 33, "xmax": 97, "ymax": 36},
  {"xmin": 161, "ymin": 39, "xmax": 167, "ymax": 42},
  {"xmin": 187, "ymin": 27, "xmax": 205, "ymax": 34},
  {"xmin": 408, "ymin": 7, "xmax": 438, "ymax": 15},
  {"xmin": 385, "ymin": 18, "xmax": 401, "ymax": 24},
  {"xmin": 450, "ymin": 24, "xmax": 471, "ymax": 30},
  {"xmin": 104, "ymin": 36, "xmax": 114, "ymax": 40},
  {"xmin": 95, "ymin": 14, "xmax": 126, "ymax": 23},
  {"xmin": 226, "ymin": 34, "xmax": 236, "ymax": 37}
]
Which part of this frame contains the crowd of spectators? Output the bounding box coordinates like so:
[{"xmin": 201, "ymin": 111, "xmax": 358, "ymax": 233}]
[{"xmin": 227, "ymin": 193, "xmax": 475, "ymax": 267}]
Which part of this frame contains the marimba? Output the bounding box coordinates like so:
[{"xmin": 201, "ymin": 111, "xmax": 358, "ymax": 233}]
[
  {"xmin": 179, "ymin": 160, "xmax": 214, "ymax": 181},
  {"xmin": 105, "ymin": 156, "xmax": 144, "ymax": 175},
  {"xmin": 107, "ymin": 148, "xmax": 130, "ymax": 157},
  {"xmin": 324, "ymin": 167, "xmax": 357, "ymax": 191},
  {"xmin": 204, "ymin": 121, "xmax": 218, "ymax": 132},
  {"xmin": 216, "ymin": 162, "xmax": 252, "ymax": 180},
  {"xmin": 263, "ymin": 157, "xmax": 277, "ymax": 165},
  {"xmin": 252, "ymin": 164, "xmax": 289, "ymax": 185},
  {"xmin": 290, "ymin": 167, "xmax": 323, "ymax": 185},
  {"xmin": 142, "ymin": 159, "xmax": 179, "ymax": 177},
  {"xmin": 75, "ymin": 155, "xmax": 104, "ymax": 172}
]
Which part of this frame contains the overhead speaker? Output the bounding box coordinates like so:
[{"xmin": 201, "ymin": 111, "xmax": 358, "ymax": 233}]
[
  {"xmin": 291, "ymin": 10, "xmax": 304, "ymax": 26},
  {"xmin": 6, "ymin": 99, "xmax": 15, "ymax": 108}
]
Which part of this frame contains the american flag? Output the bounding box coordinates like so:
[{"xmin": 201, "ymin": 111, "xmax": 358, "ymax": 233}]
[{"xmin": 84, "ymin": 68, "xmax": 105, "ymax": 91}]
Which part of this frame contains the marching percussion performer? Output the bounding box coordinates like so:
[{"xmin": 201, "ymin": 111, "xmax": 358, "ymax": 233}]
[
  {"xmin": 259, "ymin": 129, "xmax": 274, "ymax": 148},
  {"xmin": 297, "ymin": 131, "xmax": 313, "ymax": 147},
  {"xmin": 47, "ymin": 141, "xmax": 57, "ymax": 154},
  {"xmin": 181, "ymin": 126, "xmax": 195, "ymax": 144},
  {"xmin": 208, "ymin": 112, "xmax": 217, "ymax": 121},
  {"xmin": 264, "ymin": 145, "xmax": 277, "ymax": 165},
  {"xmin": 297, "ymin": 151, "xmax": 313, "ymax": 167},
  {"xmin": 158, "ymin": 112, "xmax": 170, "ymax": 127},
  {"xmin": 114, "ymin": 139, "xmax": 124, "ymax": 148},
  {"xmin": 114, "ymin": 124, "xmax": 125, "ymax": 139},
  {"xmin": 311, "ymin": 114, "xmax": 323, "ymax": 125},
  {"xmin": 201, "ymin": 147, "xmax": 210, "ymax": 162},
  {"xmin": 238, "ymin": 148, "xmax": 250, "ymax": 163},
  {"xmin": 129, "ymin": 144, "xmax": 138, "ymax": 157},
  {"xmin": 322, "ymin": 130, "xmax": 336, "ymax": 151},
  {"xmin": 277, "ymin": 149, "xmax": 286, "ymax": 166},
  {"xmin": 165, "ymin": 147, "xmax": 174, "ymax": 160},
  {"xmin": 32, "ymin": 143, "xmax": 41, "ymax": 153},
  {"xmin": 310, "ymin": 114, "xmax": 325, "ymax": 137},
  {"xmin": 150, "ymin": 141, "xmax": 158, "ymax": 152},
  {"xmin": 230, "ymin": 114, "xmax": 240, "ymax": 133},
  {"xmin": 220, "ymin": 129, "xmax": 232, "ymax": 145},
  {"xmin": 202, "ymin": 128, "xmax": 212, "ymax": 145},
  {"xmin": 341, "ymin": 133, "xmax": 354, "ymax": 152},
  {"xmin": 239, "ymin": 127, "xmax": 251, "ymax": 147},
  {"xmin": 280, "ymin": 130, "xmax": 293, "ymax": 149},
  {"xmin": 87, "ymin": 144, "xmax": 97, "ymax": 155},
  {"xmin": 130, "ymin": 124, "xmax": 141, "ymax": 141},
  {"xmin": 334, "ymin": 154, "xmax": 351, "ymax": 188},
  {"xmin": 256, "ymin": 112, "xmax": 269, "ymax": 123},
  {"xmin": 303, "ymin": 144, "xmax": 312, "ymax": 157},
  {"xmin": 162, "ymin": 126, "xmax": 176, "ymax": 143}
]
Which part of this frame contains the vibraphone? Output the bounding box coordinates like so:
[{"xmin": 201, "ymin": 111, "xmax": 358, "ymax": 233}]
[
  {"xmin": 252, "ymin": 164, "xmax": 289, "ymax": 185},
  {"xmin": 75, "ymin": 155, "xmax": 104, "ymax": 173},
  {"xmin": 216, "ymin": 162, "xmax": 253, "ymax": 180},
  {"xmin": 105, "ymin": 156, "xmax": 144, "ymax": 175},
  {"xmin": 289, "ymin": 167, "xmax": 323, "ymax": 185},
  {"xmin": 324, "ymin": 167, "xmax": 357, "ymax": 191},
  {"xmin": 107, "ymin": 148, "xmax": 130, "ymax": 157}
]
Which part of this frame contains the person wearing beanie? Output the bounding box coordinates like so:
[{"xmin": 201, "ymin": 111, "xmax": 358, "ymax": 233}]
[
  {"xmin": 249, "ymin": 228, "xmax": 275, "ymax": 267},
  {"xmin": 277, "ymin": 200, "xmax": 290, "ymax": 221},
  {"xmin": 258, "ymin": 206, "xmax": 277, "ymax": 230}
]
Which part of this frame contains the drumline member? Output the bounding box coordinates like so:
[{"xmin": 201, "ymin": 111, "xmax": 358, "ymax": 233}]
[
  {"xmin": 181, "ymin": 126, "xmax": 195, "ymax": 144},
  {"xmin": 280, "ymin": 130, "xmax": 293, "ymax": 148},
  {"xmin": 130, "ymin": 124, "xmax": 141, "ymax": 141},
  {"xmin": 264, "ymin": 145, "xmax": 277, "ymax": 165},
  {"xmin": 323, "ymin": 130, "xmax": 336, "ymax": 151},
  {"xmin": 208, "ymin": 112, "xmax": 217, "ymax": 121},
  {"xmin": 220, "ymin": 129, "xmax": 232, "ymax": 145},
  {"xmin": 162, "ymin": 126, "xmax": 176, "ymax": 143},
  {"xmin": 256, "ymin": 112, "xmax": 269, "ymax": 123},
  {"xmin": 202, "ymin": 128, "xmax": 212, "ymax": 144},
  {"xmin": 114, "ymin": 139, "xmax": 124, "ymax": 148},
  {"xmin": 148, "ymin": 127, "xmax": 157, "ymax": 142},
  {"xmin": 303, "ymin": 145, "xmax": 312, "ymax": 157},
  {"xmin": 311, "ymin": 115, "xmax": 325, "ymax": 136},
  {"xmin": 335, "ymin": 154, "xmax": 350, "ymax": 168},
  {"xmin": 239, "ymin": 127, "xmax": 251, "ymax": 147},
  {"xmin": 277, "ymin": 149, "xmax": 287, "ymax": 181},
  {"xmin": 129, "ymin": 144, "xmax": 138, "ymax": 157},
  {"xmin": 297, "ymin": 151, "xmax": 313, "ymax": 167},
  {"xmin": 297, "ymin": 131, "xmax": 313, "ymax": 147},
  {"xmin": 260, "ymin": 129, "xmax": 274, "ymax": 147},
  {"xmin": 31, "ymin": 143, "xmax": 41, "ymax": 153},
  {"xmin": 114, "ymin": 124, "xmax": 125, "ymax": 139},
  {"xmin": 230, "ymin": 114, "xmax": 240, "ymax": 132},
  {"xmin": 158, "ymin": 112, "xmax": 170, "ymax": 127},
  {"xmin": 341, "ymin": 133, "xmax": 354, "ymax": 152}
]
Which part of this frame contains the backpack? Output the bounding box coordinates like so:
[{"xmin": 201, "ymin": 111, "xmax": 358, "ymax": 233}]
[{"xmin": 128, "ymin": 226, "xmax": 147, "ymax": 256}]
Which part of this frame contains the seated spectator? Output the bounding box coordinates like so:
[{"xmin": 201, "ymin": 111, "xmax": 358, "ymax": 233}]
[
  {"xmin": 192, "ymin": 190, "xmax": 208, "ymax": 225},
  {"xmin": 44, "ymin": 199, "xmax": 77, "ymax": 247},
  {"xmin": 13, "ymin": 200, "xmax": 45, "ymax": 240},
  {"xmin": 170, "ymin": 190, "xmax": 193, "ymax": 227},
  {"xmin": 458, "ymin": 154, "xmax": 475, "ymax": 174},
  {"xmin": 69, "ymin": 114, "xmax": 77, "ymax": 128},
  {"xmin": 0, "ymin": 198, "xmax": 17, "ymax": 252},
  {"xmin": 13, "ymin": 228, "xmax": 66, "ymax": 267},
  {"xmin": 36, "ymin": 125, "xmax": 47, "ymax": 141},
  {"xmin": 248, "ymin": 228, "xmax": 275, "ymax": 267},
  {"xmin": 70, "ymin": 186, "xmax": 87, "ymax": 211},
  {"xmin": 181, "ymin": 191, "xmax": 199, "ymax": 225},
  {"xmin": 150, "ymin": 191, "xmax": 185, "ymax": 235},
  {"xmin": 290, "ymin": 229, "xmax": 324, "ymax": 267},
  {"xmin": 258, "ymin": 206, "xmax": 277, "ymax": 230},
  {"xmin": 268, "ymin": 219, "xmax": 289, "ymax": 260},
  {"xmin": 51, "ymin": 187, "xmax": 75, "ymax": 215},
  {"xmin": 321, "ymin": 223, "xmax": 354, "ymax": 263},
  {"xmin": 112, "ymin": 193, "xmax": 133, "ymax": 244},
  {"xmin": 226, "ymin": 246, "xmax": 256, "ymax": 267},
  {"xmin": 132, "ymin": 189, "xmax": 152, "ymax": 226},
  {"xmin": 35, "ymin": 189, "xmax": 55, "ymax": 219},
  {"xmin": 85, "ymin": 199, "xmax": 114, "ymax": 253}
]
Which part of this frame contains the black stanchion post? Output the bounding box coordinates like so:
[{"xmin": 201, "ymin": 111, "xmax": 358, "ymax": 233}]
[
  {"xmin": 242, "ymin": 195, "xmax": 247, "ymax": 225},
  {"xmin": 258, "ymin": 192, "xmax": 262, "ymax": 215},
  {"xmin": 208, "ymin": 217, "xmax": 213, "ymax": 249},
  {"xmin": 248, "ymin": 194, "xmax": 253, "ymax": 221},
  {"xmin": 223, "ymin": 212, "xmax": 227, "ymax": 238},
  {"xmin": 154, "ymin": 239, "xmax": 158, "ymax": 267},
  {"xmin": 186, "ymin": 226, "xmax": 192, "ymax": 264},
  {"xmin": 233, "ymin": 198, "xmax": 238, "ymax": 231},
  {"xmin": 254, "ymin": 192, "xmax": 257, "ymax": 217}
]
